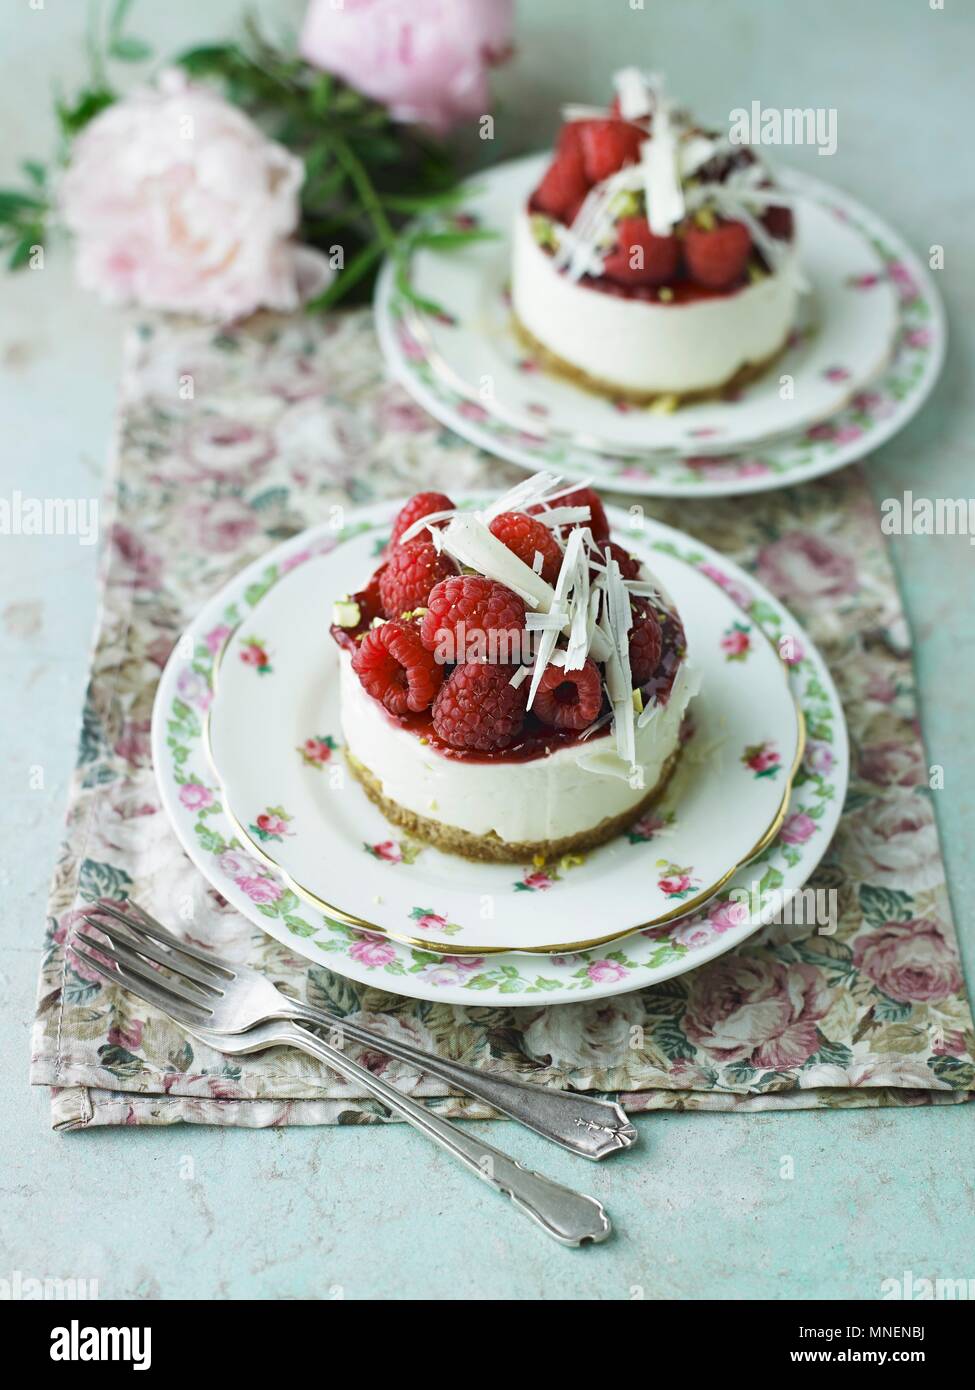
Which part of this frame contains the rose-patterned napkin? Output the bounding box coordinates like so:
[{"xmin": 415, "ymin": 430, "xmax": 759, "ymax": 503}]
[{"xmin": 30, "ymin": 311, "xmax": 974, "ymax": 1129}]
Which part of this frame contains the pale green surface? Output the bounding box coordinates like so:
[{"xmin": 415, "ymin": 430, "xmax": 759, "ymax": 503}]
[{"xmin": 1, "ymin": 0, "xmax": 973, "ymax": 1300}]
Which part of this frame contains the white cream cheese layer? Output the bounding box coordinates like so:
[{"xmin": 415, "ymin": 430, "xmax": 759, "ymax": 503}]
[
  {"xmin": 339, "ymin": 651, "xmax": 695, "ymax": 845},
  {"xmin": 511, "ymin": 208, "xmax": 798, "ymax": 395}
]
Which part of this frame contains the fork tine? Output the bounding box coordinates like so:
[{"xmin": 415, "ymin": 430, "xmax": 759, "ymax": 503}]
[
  {"xmin": 75, "ymin": 930, "xmax": 215, "ymax": 1014},
  {"xmin": 90, "ymin": 900, "xmax": 233, "ymax": 979},
  {"xmin": 71, "ymin": 943, "xmax": 211, "ymax": 1025},
  {"xmin": 83, "ymin": 914, "xmax": 223, "ymax": 994}
]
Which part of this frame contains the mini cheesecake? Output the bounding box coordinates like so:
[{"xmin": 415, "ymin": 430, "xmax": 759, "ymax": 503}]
[
  {"xmin": 331, "ymin": 476, "xmax": 697, "ymax": 863},
  {"xmin": 510, "ymin": 70, "xmax": 800, "ymax": 403}
]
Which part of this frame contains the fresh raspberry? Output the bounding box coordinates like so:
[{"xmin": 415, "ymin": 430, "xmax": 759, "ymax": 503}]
[
  {"xmin": 603, "ymin": 217, "xmax": 680, "ymax": 286},
  {"xmin": 432, "ymin": 663, "xmax": 528, "ymax": 752},
  {"xmin": 531, "ymin": 486, "xmax": 610, "ymax": 543},
  {"xmin": 532, "ymin": 658, "xmax": 603, "ymax": 731},
  {"xmin": 577, "ymin": 119, "xmax": 644, "ymax": 183},
  {"xmin": 420, "ymin": 575, "xmax": 526, "ymax": 664},
  {"xmin": 390, "ymin": 491, "xmax": 455, "ymax": 547},
  {"xmin": 628, "ymin": 599, "xmax": 664, "ymax": 685},
  {"xmin": 593, "ymin": 540, "xmax": 641, "ymax": 581},
  {"xmin": 378, "ymin": 540, "xmax": 455, "ymax": 618},
  {"xmin": 684, "ymin": 218, "xmax": 752, "ymax": 290},
  {"xmin": 488, "ymin": 511, "xmax": 563, "ymax": 584},
  {"xmin": 531, "ymin": 136, "xmax": 589, "ymax": 225},
  {"xmin": 351, "ymin": 620, "xmax": 443, "ymax": 715}
]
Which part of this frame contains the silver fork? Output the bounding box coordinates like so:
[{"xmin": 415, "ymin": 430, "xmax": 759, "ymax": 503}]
[
  {"xmin": 72, "ymin": 914, "xmax": 613, "ymax": 1247},
  {"xmin": 80, "ymin": 900, "xmax": 636, "ymax": 1160}
]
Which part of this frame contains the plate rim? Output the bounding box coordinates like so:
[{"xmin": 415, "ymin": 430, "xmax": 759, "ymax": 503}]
[
  {"xmin": 151, "ymin": 501, "xmax": 850, "ymax": 1007},
  {"xmin": 375, "ymin": 158, "xmax": 946, "ymax": 498},
  {"xmin": 202, "ymin": 530, "xmax": 806, "ymax": 955}
]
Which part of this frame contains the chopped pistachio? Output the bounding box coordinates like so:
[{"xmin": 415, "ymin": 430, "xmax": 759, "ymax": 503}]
[
  {"xmin": 648, "ymin": 393, "xmax": 679, "ymax": 415},
  {"xmin": 693, "ymin": 207, "xmax": 717, "ymax": 231},
  {"xmin": 747, "ymin": 261, "xmax": 767, "ymax": 284},
  {"xmin": 632, "ymin": 687, "xmax": 644, "ymax": 714},
  {"xmin": 332, "ymin": 597, "xmax": 361, "ymax": 628},
  {"xmin": 609, "ymin": 189, "xmax": 641, "ymax": 220},
  {"xmin": 658, "ymin": 286, "xmax": 674, "ymax": 303},
  {"xmin": 529, "ymin": 213, "xmax": 558, "ymax": 250}
]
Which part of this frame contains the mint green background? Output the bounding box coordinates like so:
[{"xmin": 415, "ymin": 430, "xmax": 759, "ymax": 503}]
[{"xmin": 2, "ymin": 0, "xmax": 973, "ymax": 1299}]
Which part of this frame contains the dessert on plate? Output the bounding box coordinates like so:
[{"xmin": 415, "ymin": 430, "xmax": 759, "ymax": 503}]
[
  {"xmin": 511, "ymin": 68, "xmax": 800, "ymax": 402},
  {"xmin": 330, "ymin": 474, "xmax": 697, "ymax": 862}
]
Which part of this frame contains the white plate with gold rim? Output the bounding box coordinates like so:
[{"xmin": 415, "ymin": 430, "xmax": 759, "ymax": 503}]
[
  {"xmin": 152, "ymin": 503, "xmax": 847, "ymax": 1001},
  {"xmin": 376, "ymin": 159, "xmax": 942, "ymax": 498}
]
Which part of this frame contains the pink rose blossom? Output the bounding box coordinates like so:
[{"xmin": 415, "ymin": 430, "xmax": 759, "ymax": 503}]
[
  {"xmin": 204, "ymin": 624, "xmax": 232, "ymax": 655},
  {"xmin": 179, "ymin": 782, "xmax": 213, "ymax": 812},
  {"xmin": 108, "ymin": 1019, "xmax": 144, "ymax": 1052},
  {"xmin": 700, "ymin": 563, "xmax": 753, "ymax": 609},
  {"xmin": 721, "ymin": 628, "xmax": 750, "ymax": 656},
  {"xmin": 302, "ymin": 738, "xmax": 334, "ymax": 765},
  {"xmin": 240, "ymin": 644, "xmax": 269, "ymax": 668},
  {"xmin": 780, "ymin": 811, "xmax": 816, "ymax": 846},
  {"xmin": 371, "ymin": 840, "xmax": 402, "ymax": 863},
  {"xmin": 777, "ymin": 634, "xmax": 805, "ymax": 665},
  {"xmin": 904, "ymin": 327, "xmax": 931, "ymax": 349},
  {"xmin": 523, "ymin": 871, "xmax": 554, "ymax": 890},
  {"xmin": 300, "ymin": 0, "xmax": 514, "ymax": 134},
  {"xmin": 673, "ymin": 899, "xmax": 746, "ymax": 950},
  {"xmin": 177, "ymin": 666, "xmax": 212, "ymax": 711},
  {"xmin": 60, "ymin": 70, "xmax": 331, "ymax": 319},
  {"xmin": 805, "ymin": 740, "xmax": 834, "ymax": 775},
  {"xmin": 843, "ymin": 791, "xmax": 941, "ymax": 892},
  {"xmin": 747, "ymin": 746, "xmax": 780, "ymax": 774},
  {"xmin": 184, "ymin": 496, "xmax": 259, "ymax": 554},
  {"xmin": 708, "ymin": 898, "xmax": 750, "ymax": 932},
  {"xmin": 684, "ymin": 958, "xmax": 829, "ymax": 1067},
  {"xmin": 255, "ymin": 813, "xmax": 288, "ymax": 837},
  {"xmin": 349, "ymin": 936, "xmax": 397, "ymax": 967},
  {"xmin": 853, "ymin": 918, "xmax": 961, "ymax": 1004},
  {"xmin": 756, "ymin": 533, "xmax": 858, "ymax": 609},
  {"xmin": 888, "ymin": 261, "xmax": 919, "ymax": 302},
  {"xmin": 235, "ymin": 875, "xmax": 283, "ymax": 905},
  {"xmin": 587, "ymin": 959, "xmax": 628, "ymax": 984},
  {"xmin": 218, "ymin": 849, "xmax": 257, "ymax": 878},
  {"xmin": 414, "ymin": 912, "xmax": 446, "ymax": 931},
  {"xmin": 659, "ymin": 874, "xmax": 691, "ymax": 896},
  {"xmin": 858, "ymin": 740, "xmax": 925, "ymax": 788}
]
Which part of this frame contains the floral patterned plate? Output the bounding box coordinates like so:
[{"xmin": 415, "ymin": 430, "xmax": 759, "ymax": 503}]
[
  {"xmin": 152, "ymin": 501, "xmax": 848, "ymax": 1003},
  {"xmin": 375, "ymin": 160, "xmax": 943, "ymax": 498}
]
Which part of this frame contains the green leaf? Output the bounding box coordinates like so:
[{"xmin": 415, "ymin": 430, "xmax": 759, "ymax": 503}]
[
  {"xmin": 8, "ymin": 234, "xmax": 40, "ymax": 270},
  {"xmin": 0, "ymin": 190, "xmax": 45, "ymax": 221},
  {"xmin": 109, "ymin": 36, "xmax": 153, "ymax": 62},
  {"xmin": 410, "ymin": 229, "xmax": 497, "ymax": 251},
  {"xmin": 928, "ymin": 1056, "xmax": 975, "ymax": 1090},
  {"xmin": 305, "ymin": 240, "xmax": 382, "ymax": 312},
  {"xmin": 78, "ymin": 859, "xmax": 133, "ymax": 904},
  {"xmin": 21, "ymin": 160, "xmax": 46, "ymax": 188},
  {"xmin": 176, "ymin": 43, "xmax": 239, "ymax": 75},
  {"xmin": 858, "ymin": 884, "xmax": 913, "ymax": 927},
  {"xmin": 57, "ymin": 87, "xmax": 115, "ymax": 137}
]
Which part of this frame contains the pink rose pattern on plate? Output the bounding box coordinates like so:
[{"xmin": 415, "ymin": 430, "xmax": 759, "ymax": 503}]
[{"xmin": 30, "ymin": 310, "xmax": 973, "ymax": 1134}]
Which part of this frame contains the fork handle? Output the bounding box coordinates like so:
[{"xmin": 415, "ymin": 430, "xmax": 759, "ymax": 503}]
[
  {"xmin": 280, "ymin": 1022, "xmax": 610, "ymax": 1247},
  {"xmin": 285, "ymin": 1000, "xmax": 637, "ymax": 1161}
]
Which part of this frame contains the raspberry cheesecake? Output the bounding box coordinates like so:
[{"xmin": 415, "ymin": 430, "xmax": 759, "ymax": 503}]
[
  {"xmin": 330, "ymin": 475, "xmax": 697, "ymax": 863},
  {"xmin": 511, "ymin": 68, "xmax": 800, "ymax": 402}
]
